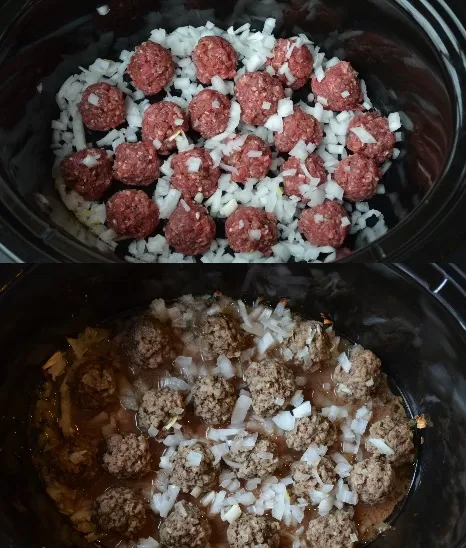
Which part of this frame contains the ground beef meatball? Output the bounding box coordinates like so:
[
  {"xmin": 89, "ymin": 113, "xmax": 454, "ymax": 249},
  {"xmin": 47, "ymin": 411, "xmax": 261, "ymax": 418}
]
[
  {"xmin": 79, "ymin": 82, "xmax": 126, "ymax": 132},
  {"xmin": 298, "ymin": 201, "xmax": 350, "ymax": 249},
  {"xmin": 334, "ymin": 153, "xmax": 381, "ymax": 202},
  {"xmin": 189, "ymin": 89, "xmax": 231, "ymax": 138},
  {"xmin": 222, "ymin": 135, "xmax": 272, "ymax": 183},
  {"xmin": 225, "ymin": 206, "xmax": 278, "ymax": 256},
  {"xmin": 159, "ymin": 502, "xmax": 211, "ymax": 548},
  {"xmin": 333, "ymin": 347, "xmax": 382, "ymax": 400},
  {"xmin": 102, "ymin": 433, "xmax": 151, "ymax": 479},
  {"xmin": 244, "ymin": 359, "xmax": 296, "ymax": 417},
  {"xmin": 193, "ymin": 36, "xmax": 237, "ymax": 84},
  {"xmin": 235, "ymin": 72, "xmax": 285, "ymax": 125},
  {"xmin": 349, "ymin": 457, "xmax": 394, "ymax": 505},
  {"xmin": 227, "ymin": 514, "xmax": 280, "ymax": 548},
  {"xmin": 306, "ymin": 510, "xmax": 358, "ymax": 548},
  {"xmin": 61, "ymin": 148, "xmax": 113, "ymax": 200},
  {"xmin": 228, "ymin": 432, "xmax": 279, "ymax": 479},
  {"xmin": 274, "ymin": 108, "xmax": 323, "ymax": 153},
  {"xmin": 171, "ymin": 148, "xmax": 220, "ymax": 199},
  {"xmin": 347, "ymin": 112, "xmax": 396, "ymax": 165},
  {"xmin": 366, "ymin": 417, "xmax": 414, "ymax": 466},
  {"xmin": 165, "ymin": 202, "xmax": 216, "ymax": 255},
  {"xmin": 106, "ymin": 190, "xmax": 160, "ymax": 240},
  {"xmin": 51, "ymin": 435, "xmax": 99, "ymax": 487},
  {"xmin": 191, "ymin": 374, "xmax": 236, "ymax": 426},
  {"xmin": 170, "ymin": 442, "xmax": 219, "ymax": 493},
  {"xmin": 311, "ymin": 61, "xmax": 363, "ymax": 111},
  {"xmin": 142, "ymin": 101, "xmax": 189, "ymax": 155},
  {"xmin": 137, "ymin": 388, "xmax": 185, "ymax": 432},
  {"xmin": 70, "ymin": 358, "xmax": 117, "ymax": 410},
  {"xmin": 284, "ymin": 320, "xmax": 333, "ymax": 371},
  {"xmin": 122, "ymin": 315, "xmax": 172, "ymax": 370},
  {"xmin": 281, "ymin": 154, "xmax": 327, "ymax": 199},
  {"xmin": 285, "ymin": 415, "xmax": 337, "ymax": 451},
  {"xmin": 127, "ymin": 41, "xmax": 175, "ymax": 95},
  {"xmin": 113, "ymin": 142, "xmax": 160, "ymax": 186},
  {"xmin": 93, "ymin": 486, "xmax": 146, "ymax": 538},
  {"xmin": 291, "ymin": 456, "xmax": 337, "ymax": 500},
  {"xmin": 200, "ymin": 314, "xmax": 242, "ymax": 360},
  {"xmin": 267, "ymin": 38, "xmax": 314, "ymax": 90}
]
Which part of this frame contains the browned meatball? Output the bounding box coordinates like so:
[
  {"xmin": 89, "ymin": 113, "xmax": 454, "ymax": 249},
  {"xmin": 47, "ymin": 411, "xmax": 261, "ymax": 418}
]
[
  {"xmin": 227, "ymin": 514, "xmax": 280, "ymax": 548},
  {"xmin": 306, "ymin": 510, "xmax": 358, "ymax": 548},
  {"xmin": 291, "ymin": 456, "xmax": 337, "ymax": 500},
  {"xmin": 285, "ymin": 415, "xmax": 337, "ymax": 451},
  {"xmin": 200, "ymin": 314, "xmax": 242, "ymax": 361},
  {"xmin": 51, "ymin": 435, "xmax": 99, "ymax": 488},
  {"xmin": 159, "ymin": 502, "xmax": 211, "ymax": 548},
  {"xmin": 366, "ymin": 417, "xmax": 414, "ymax": 466},
  {"xmin": 102, "ymin": 433, "xmax": 151, "ymax": 479},
  {"xmin": 170, "ymin": 442, "xmax": 219, "ymax": 493},
  {"xmin": 137, "ymin": 388, "xmax": 185, "ymax": 432},
  {"xmin": 192, "ymin": 374, "xmax": 236, "ymax": 426},
  {"xmin": 284, "ymin": 320, "xmax": 332, "ymax": 371},
  {"xmin": 228, "ymin": 432, "xmax": 279, "ymax": 479},
  {"xmin": 333, "ymin": 347, "xmax": 382, "ymax": 400},
  {"xmin": 122, "ymin": 316, "xmax": 173, "ymax": 369},
  {"xmin": 348, "ymin": 457, "xmax": 394, "ymax": 505},
  {"xmin": 70, "ymin": 358, "xmax": 117, "ymax": 410},
  {"xmin": 93, "ymin": 486, "xmax": 146, "ymax": 538}
]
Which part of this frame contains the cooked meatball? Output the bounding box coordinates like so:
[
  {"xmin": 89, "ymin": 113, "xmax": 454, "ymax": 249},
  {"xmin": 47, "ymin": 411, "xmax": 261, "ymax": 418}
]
[
  {"xmin": 284, "ymin": 320, "xmax": 333, "ymax": 371},
  {"xmin": 235, "ymin": 72, "xmax": 285, "ymax": 125},
  {"xmin": 142, "ymin": 101, "xmax": 189, "ymax": 155},
  {"xmin": 228, "ymin": 432, "xmax": 279, "ymax": 479},
  {"xmin": 51, "ymin": 435, "xmax": 99, "ymax": 487},
  {"xmin": 193, "ymin": 36, "xmax": 237, "ymax": 85},
  {"xmin": 79, "ymin": 82, "xmax": 125, "ymax": 132},
  {"xmin": 333, "ymin": 347, "xmax": 382, "ymax": 400},
  {"xmin": 225, "ymin": 206, "xmax": 278, "ymax": 256},
  {"xmin": 244, "ymin": 359, "xmax": 296, "ymax": 417},
  {"xmin": 122, "ymin": 315, "xmax": 173, "ymax": 369},
  {"xmin": 137, "ymin": 388, "xmax": 185, "ymax": 432},
  {"xmin": 127, "ymin": 41, "xmax": 175, "ymax": 95},
  {"xmin": 281, "ymin": 154, "xmax": 327, "ymax": 199},
  {"xmin": 189, "ymin": 89, "xmax": 231, "ymax": 138},
  {"xmin": 222, "ymin": 134, "xmax": 272, "ymax": 183},
  {"xmin": 334, "ymin": 153, "xmax": 381, "ymax": 202},
  {"xmin": 366, "ymin": 417, "xmax": 414, "ymax": 466},
  {"xmin": 106, "ymin": 189, "xmax": 160, "ymax": 240},
  {"xmin": 171, "ymin": 148, "xmax": 220, "ymax": 200},
  {"xmin": 170, "ymin": 442, "xmax": 219, "ymax": 493},
  {"xmin": 159, "ymin": 501, "xmax": 211, "ymax": 548},
  {"xmin": 291, "ymin": 456, "xmax": 337, "ymax": 500},
  {"xmin": 274, "ymin": 108, "xmax": 323, "ymax": 153},
  {"xmin": 298, "ymin": 201, "xmax": 350, "ymax": 249},
  {"xmin": 102, "ymin": 433, "xmax": 151, "ymax": 479},
  {"xmin": 93, "ymin": 486, "xmax": 146, "ymax": 538},
  {"xmin": 113, "ymin": 142, "xmax": 160, "ymax": 186},
  {"xmin": 200, "ymin": 314, "xmax": 241, "ymax": 361},
  {"xmin": 192, "ymin": 374, "xmax": 236, "ymax": 426},
  {"xmin": 311, "ymin": 61, "xmax": 363, "ymax": 112},
  {"xmin": 348, "ymin": 457, "xmax": 394, "ymax": 505},
  {"xmin": 227, "ymin": 514, "xmax": 280, "ymax": 548},
  {"xmin": 71, "ymin": 358, "xmax": 117, "ymax": 410},
  {"xmin": 347, "ymin": 112, "xmax": 396, "ymax": 165},
  {"xmin": 285, "ymin": 415, "xmax": 337, "ymax": 451},
  {"xmin": 267, "ymin": 38, "xmax": 314, "ymax": 90},
  {"xmin": 306, "ymin": 510, "xmax": 358, "ymax": 548}
]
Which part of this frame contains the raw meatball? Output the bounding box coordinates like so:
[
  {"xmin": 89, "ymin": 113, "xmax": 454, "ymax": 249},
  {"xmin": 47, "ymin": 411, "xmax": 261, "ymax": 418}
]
[
  {"xmin": 222, "ymin": 135, "xmax": 272, "ymax": 183},
  {"xmin": 61, "ymin": 148, "xmax": 113, "ymax": 200},
  {"xmin": 122, "ymin": 315, "xmax": 173, "ymax": 370},
  {"xmin": 106, "ymin": 189, "xmax": 160, "ymax": 240},
  {"xmin": 349, "ymin": 457, "xmax": 394, "ymax": 505},
  {"xmin": 366, "ymin": 417, "xmax": 414, "ymax": 466},
  {"xmin": 189, "ymin": 89, "xmax": 231, "ymax": 138},
  {"xmin": 225, "ymin": 206, "xmax": 278, "ymax": 256},
  {"xmin": 291, "ymin": 456, "xmax": 337, "ymax": 500},
  {"xmin": 192, "ymin": 374, "xmax": 236, "ymax": 426},
  {"xmin": 334, "ymin": 153, "xmax": 381, "ymax": 202},
  {"xmin": 274, "ymin": 108, "xmax": 323, "ymax": 153},
  {"xmin": 102, "ymin": 433, "xmax": 151, "ymax": 479},
  {"xmin": 227, "ymin": 514, "xmax": 280, "ymax": 548},
  {"xmin": 285, "ymin": 415, "xmax": 337, "ymax": 451},
  {"xmin": 127, "ymin": 41, "xmax": 175, "ymax": 95},
  {"xmin": 306, "ymin": 510, "xmax": 358, "ymax": 548},
  {"xmin": 281, "ymin": 154, "xmax": 327, "ymax": 199},
  {"xmin": 235, "ymin": 72, "xmax": 285, "ymax": 125},
  {"xmin": 165, "ymin": 202, "xmax": 216, "ymax": 255},
  {"xmin": 284, "ymin": 320, "xmax": 333, "ymax": 371},
  {"xmin": 228, "ymin": 432, "xmax": 279, "ymax": 479},
  {"xmin": 347, "ymin": 112, "xmax": 396, "ymax": 164},
  {"xmin": 244, "ymin": 359, "xmax": 296, "ymax": 417},
  {"xmin": 200, "ymin": 314, "xmax": 242, "ymax": 360},
  {"xmin": 170, "ymin": 442, "xmax": 219, "ymax": 493},
  {"xmin": 142, "ymin": 101, "xmax": 189, "ymax": 155},
  {"xmin": 267, "ymin": 38, "xmax": 314, "ymax": 90},
  {"xmin": 79, "ymin": 82, "xmax": 126, "ymax": 131},
  {"xmin": 51, "ymin": 435, "xmax": 99, "ymax": 487},
  {"xmin": 311, "ymin": 61, "xmax": 363, "ymax": 111},
  {"xmin": 93, "ymin": 486, "xmax": 146, "ymax": 538},
  {"xmin": 193, "ymin": 36, "xmax": 237, "ymax": 84},
  {"xmin": 159, "ymin": 501, "xmax": 211, "ymax": 548},
  {"xmin": 137, "ymin": 388, "xmax": 185, "ymax": 432},
  {"xmin": 70, "ymin": 358, "xmax": 117, "ymax": 410},
  {"xmin": 298, "ymin": 201, "xmax": 350, "ymax": 249},
  {"xmin": 113, "ymin": 142, "xmax": 160, "ymax": 186},
  {"xmin": 171, "ymin": 148, "xmax": 220, "ymax": 199},
  {"xmin": 333, "ymin": 347, "xmax": 382, "ymax": 400}
]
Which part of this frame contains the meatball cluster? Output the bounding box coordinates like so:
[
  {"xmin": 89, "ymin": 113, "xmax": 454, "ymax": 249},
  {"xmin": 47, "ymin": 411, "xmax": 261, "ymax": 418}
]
[
  {"xmin": 285, "ymin": 414, "xmax": 337, "ymax": 451},
  {"xmin": 170, "ymin": 442, "xmax": 219, "ymax": 493},
  {"xmin": 71, "ymin": 358, "xmax": 117, "ymax": 410},
  {"xmin": 366, "ymin": 417, "xmax": 414, "ymax": 466},
  {"xmin": 94, "ymin": 486, "xmax": 146, "ymax": 538},
  {"xmin": 228, "ymin": 514, "xmax": 280, "ymax": 548},
  {"xmin": 199, "ymin": 314, "xmax": 242, "ymax": 360},
  {"xmin": 138, "ymin": 388, "xmax": 185, "ymax": 432},
  {"xmin": 228, "ymin": 432, "xmax": 279, "ymax": 479},
  {"xmin": 122, "ymin": 316, "xmax": 173, "ymax": 369},
  {"xmin": 284, "ymin": 320, "xmax": 333, "ymax": 371},
  {"xmin": 306, "ymin": 510, "xmax": 358, "ymax": 548},
  {"xmin": 102, "ymin": 433, "xmax": 151, "ymax": 479},
  {"xmin": 349, "ymin": 457, "xmax": 394, "ymax": 505},
  {"xmin": 291, "ymin": 456, "xmax": 337, "ymax": 500},
  {"xmin": 51, "ymin": 435, "xmax": 100, "ymax": 488},
  {"xmin": 159, "ymin": 502, "xmax": 211, "ymax": 548},
  {"xmin": 192, "ymin": 374, "xmax": 236, "ymax": 426},
  {"xmin": 334, "ymin": 347, "xmax": 382, "ymax": 400}
]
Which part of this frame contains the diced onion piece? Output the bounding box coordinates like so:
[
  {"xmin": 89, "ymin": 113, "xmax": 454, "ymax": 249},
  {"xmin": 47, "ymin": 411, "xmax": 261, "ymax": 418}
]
[
  {"xmin": 186, "ymin": 450, "xmax": 203, "ymax": 467},
  {"xmin": 231, "ymin": 394, "xmax": 252, "ymax": 425},
  {"xmin": 272, "ymin": 411, "xmax": 296, "ymax": 431},
  {"xmin": 338, "ymin": 352, "xmax": 352, "ymax": 373},
  {"xmin": 350, "ymin": 126, "xmax": 377, "ymax": 144},
  {"xmin": 222, "ymin": 504, "xmax": 242, "ymax": 523},
  {"xmin": 292, "ymin": 401, "xmax": 312, "ymax": 418},
  {"xmin": 367, "ymin": 437, "xmax": 395, "ymax": 455}
]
